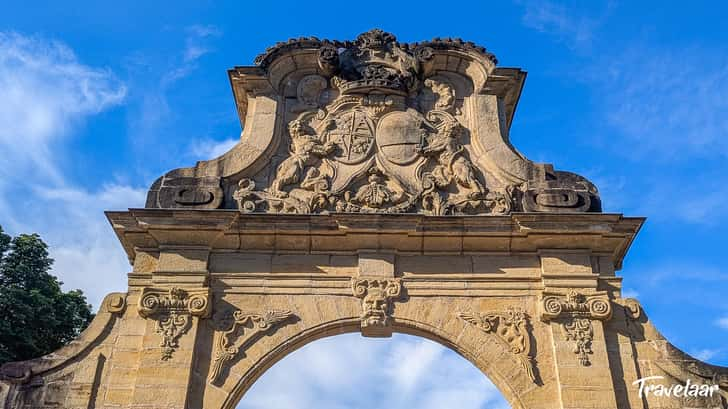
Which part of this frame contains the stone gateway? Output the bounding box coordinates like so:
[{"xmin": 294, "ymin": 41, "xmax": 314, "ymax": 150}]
[{"xmin": 1, "ymin": 30, "xmax": 726, "ymax": 409}]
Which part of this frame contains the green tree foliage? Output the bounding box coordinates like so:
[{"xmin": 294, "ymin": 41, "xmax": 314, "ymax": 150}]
[{"xmin": 0, "ymin": 225, "xmax": 93, "ymax": 365}]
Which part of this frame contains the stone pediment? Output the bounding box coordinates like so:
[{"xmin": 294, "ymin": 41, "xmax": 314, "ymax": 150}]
[{"xmin": 146, "ymin": 29, "xmax": 600, "ymax": 215}]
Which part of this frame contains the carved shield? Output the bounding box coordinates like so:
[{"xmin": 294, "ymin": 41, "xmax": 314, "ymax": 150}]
[
  {"xmin": 326, "ymin": 110, "xmax": 375, "ymax": 165},
  {"xmin": 375, "ymin": 111, "xmax": 424, "ymax": 165}
]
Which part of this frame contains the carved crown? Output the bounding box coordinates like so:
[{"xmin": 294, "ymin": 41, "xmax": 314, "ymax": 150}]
[{"xmin": 318, "ymin": 29, "xmax": 431, "ymax": 96}]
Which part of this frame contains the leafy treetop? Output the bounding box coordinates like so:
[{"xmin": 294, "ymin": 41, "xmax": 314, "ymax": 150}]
[{"xmin": 0, "ymin": 225, "xmax": 93, "ymax": 365}]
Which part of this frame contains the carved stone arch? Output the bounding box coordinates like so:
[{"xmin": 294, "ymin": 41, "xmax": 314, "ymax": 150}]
[
  {"xmin": 214, "ymin": 317, "xmax": 531, "ymax": 409},
  {"xmin": 3, "ymin": 29, "xmax": 727, "ymax": 409}
]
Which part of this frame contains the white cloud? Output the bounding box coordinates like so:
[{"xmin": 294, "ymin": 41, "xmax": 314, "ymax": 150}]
[
  {"xmin": 519, "ymin": 0, "xmax": 603, "ymax": 50},
  {"xmin": 0, "ymin": 31, "xmax": 126, "ymax": 182},
  {"xmin": 3, "ymin": 184, "xmax": 147, "ymax": 309},
  {"xmin": 716, "ymin": 317, "xmax": 728, "ymax": 330},
  {"xmin": 127, "ymin": 24, "xmax": 222, "ymax": 148},
  {"xmin": 690, "ymin": 348, "xmax": 721, "ymax": 362},
  {"xmin": 621, "ymin": 288, "xmax": 639, "ymax": 299},
  {"xmin": 190, "ymin": 137, "xmax": 237, "ymax": 160},
  {"xmin": 237, "ymin": 333, "xmax": 508, "ymax": 409},
  {"xmin": 384, "ymin": 338, "xmax": 441, "ymax": 393},
  {"xmin": 182, "ymin": 24, "xmax": 222, "ymax": 67},
  {"xmin": 0, "ymin": 31, "xmax": 137, "ymax": 311},
  {"xmin": 595, "ymin": 47, "xmax": 728, "ymax": 160}
]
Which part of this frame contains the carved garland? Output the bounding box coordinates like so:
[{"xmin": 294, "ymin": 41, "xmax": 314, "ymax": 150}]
[
  {"xmin": 209, "ymin": 309, "xmax": 295, "ymax": 384},
  {"xmin": 458, "ymin": 308, "xmax": 536, "ymax": 383},
  {"xmin": 137, "ymin": 287, "xmax": 211, "ymax": 360},
  {"xmin": 352, "ymin": 278, "xmax": 402, "ymax": 337},
  {"xmin": 540, "ymin": 290, "xmax": 611, "ymax": 366}
]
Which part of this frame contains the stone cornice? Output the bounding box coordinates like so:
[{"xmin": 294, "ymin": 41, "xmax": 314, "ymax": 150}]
[{"xmin": 107, "ymin": 210, "xmax": 643, "ymax": 270}]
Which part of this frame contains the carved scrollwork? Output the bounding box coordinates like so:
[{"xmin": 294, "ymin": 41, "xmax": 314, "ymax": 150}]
[
  {"xmin": 270, "ymin": 119, "xmax": 337, "ymax": 196},
  {"xmin": 621, "ymin": 297, "xmax": 641, "ymax": 320},
  {"xmin": 148, "ymin": 29, "xmax": 603, "ymax": 214},
  {"xmin": 421, "ymin": 112, "xmax": 484, "ymax": 198},
  {"xmin": 152, "ymin": 176, "xmax": 223, "ymax": 209},
  {"xmin": 209, "ymin": 309, "xmax": 295, "ymax": 384},
  {"xmin": 105, "ymin": 293, "xmax": 126, "ymax": 313},
  {"xmin": 335, "ymin": 167, "xmax": 415, "ymax": 213},
  {"xmin": 521, "ymin": 168, "xmax": 601, "ymax": 213},
  {"xmin": 540, "ymin": 290, "xmax": 611, "ymax": 366},
  {"xmin": 290, "ymin": 75, "xmax": 328, "ymax": 113},
  {"xmin": 137, "ymin": 287, "xmax": 211, "ymax": 360},
  {"xmin": 424, "ymin": 78, "xmax": 456, "ymax": 113},
  {"xmin": 221, "ymin": 29, "xmax": 601, "ymax": 217},
  {"xmin": 458, "ymin": 308, "xmax": 536, "ymax": 383},
  {"xmin": 352, "ymin": 278, "xmax": 402, "ymax": 337}
]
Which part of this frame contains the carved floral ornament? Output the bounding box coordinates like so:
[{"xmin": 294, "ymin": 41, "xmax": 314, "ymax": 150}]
[
  {"xmin": 209, "ymin": 309, "xmax": 295, "ymax": 384},
  {"xmin": 540, "ymin": 290, "xmax": 612, "ymax": 366},
  {"xmin": 137, "ymin": 287, "xmax": 211, "ymax": 360},
  {"xmin": 458, "ymin": 308, "xmax": 536, "ymax": 383},
  {"xmin": 352, "ymin": 278, "xmax": 402, "ymax": 337}
]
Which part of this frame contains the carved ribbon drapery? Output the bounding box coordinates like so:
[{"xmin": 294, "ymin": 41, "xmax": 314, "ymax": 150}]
[
  {"xmin": 540, "ymin": 290, "xmax": 611, "ymax": 366},
  {"xmin": 458, "ymin": 308, "xmax": 536, "ymax": 382},
  {"xmin": 352, "ymin": 278, "xmax": 402, "ymax": 337},
  {"xmin": 209, "ymin": 310, "xmax": 295, "ymax": 384},
  {"xmin": 137, "ymin": 287, "xmax": 211, "ymax": 360}
]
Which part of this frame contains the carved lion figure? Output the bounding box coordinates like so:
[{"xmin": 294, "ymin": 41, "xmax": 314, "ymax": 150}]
[
  {"xmin": 420, "ymin": 120, "xmax": 485, "ymax": 198},
  {"xmin": 269, "ymin": 119, "xmax": 336, "ymax": 197}
]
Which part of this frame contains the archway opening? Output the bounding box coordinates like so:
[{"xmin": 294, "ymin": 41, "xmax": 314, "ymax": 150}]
[{"xmin": 235, "ymin": 333, "xmax": 510, "ymax": 409}]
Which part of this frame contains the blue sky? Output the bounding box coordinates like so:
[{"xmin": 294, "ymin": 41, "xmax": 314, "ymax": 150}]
[{"xmin": 1, "ymin": 1, "xmax": 727, "ymax": 407}]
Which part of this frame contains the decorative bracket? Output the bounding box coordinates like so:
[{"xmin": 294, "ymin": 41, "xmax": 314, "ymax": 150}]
[
  {"xmin": 209, "ymin": 309, "xmax": 295, "ymax": 384},
  {"xmin": 352, "ymin": 278, "xmax": 402, "ymax": 337},
  {"xmin": 458, "ymin": 308, "xmax": 536, "ymax": 383},
  {"xmin": 137, "ymin": 287, "xmax": 211, "ymax": 360},
  {"xmin": 540, "ymin": 290, "xmax": 611, "ymax": 366}
]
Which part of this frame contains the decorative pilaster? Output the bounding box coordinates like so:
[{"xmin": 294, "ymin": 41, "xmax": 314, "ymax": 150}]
[
  {"xmin": 458, "ymin": 308, "xmax": 536, "ymax": 382},
  {"xmin": 209, "ymin": 310, "xmax": 295, "ymax": 384},
  {"xmin": 540, "ymin": 290, "xmax": 611, "ymax": 366},
  {"xmin": 352, "ymin": 278, "xmax": 401, "ymax": 337},
  {"xmin": 137, "ymin": 287, "xmax": 211, "ymax": 360}
]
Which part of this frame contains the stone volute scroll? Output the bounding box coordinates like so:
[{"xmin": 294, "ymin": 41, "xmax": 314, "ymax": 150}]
[
  {"xmin": 458, "ymin": 308, "xmax": 536, "ymax": 383},
  {"xmin": 209, "ymin": 309, "xmax": 295, "ymax": 384},
  {"xmin": 137, "ymin": 287, "xmax": 211, "ymax": 360},
  {"xmin": 352, "ymin": 278, "xmax": 402, "ymax": 337},
  {"xmin": 144, "ymin": 28, "xmax": 601, "ymax": 216},
  {"xmin": 540, "ymin": 290, "xmax": 612, "ymax": 366}
]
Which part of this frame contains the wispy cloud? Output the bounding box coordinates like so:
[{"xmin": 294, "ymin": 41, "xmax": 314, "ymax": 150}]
[
  {"xmin": 1, "ymin": 180, "xmax": 146, "ymax": 310},
  {"xmin": 127, "ymin": 24, "xmax": 222, "ymax": 149},
  {"xmin": 184, "ymin": 24, "xmax": 222, "ymax": 62},
  {"xmin": 593, "ymin": 46, "xmax": 728, "ymax": 160},
  {"xmin": 630, "ymin": 175, "xmax": 728, "ymax": 224},
  {"xmin": 25, "ymin": 184, "xmax": 146, "ymax": 307},
  {"xmin": 518, "ymin": 0, "xmax": 606, "ymax": 50},
  {"xmin": 621, "ymin": 288, "xmax": 639, "ymax": 299},
  {"xmin": 0, "ymin": 31, "xmax": 141, "ymax": 310},
  {"xmin": 190, "ymin": 137, "xmax": 237, "ymax": 160},
  {"xmin": 237, "ymin": 333, "xmax": 508, "ymax": 409},
  {"xmin": 717, "ymin": 317, "xmax": 728, "ymax": 330},
  {"xmin": 640, "ymin": 264, "xmax": 728, "ymax": 287},
  {"xmin": 0, "ymin": 31, "xmax": 126, "ymax": 182},
  {"xmin": 690, "ymin": 348, "xmax": 722, "ymax": 362}
]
